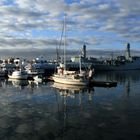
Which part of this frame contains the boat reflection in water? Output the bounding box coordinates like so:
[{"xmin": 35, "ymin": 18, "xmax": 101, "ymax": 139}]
[
  {"xmin": 8, "ymin": 79, "xmax": 29, "ymax": 89},
  {"xmin": 51, "ymin": 82, "xmax": 95, "ymax": 134},
  {"xmin": 52, "ymin": 82, "xmax": 94, "ymax": 101}
]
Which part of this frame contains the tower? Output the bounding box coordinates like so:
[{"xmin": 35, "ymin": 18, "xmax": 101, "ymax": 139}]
[
  {"xmin": 125, "ymin": 43, "xmax": 131, "ymax": 60},
  {"xmin": 82, "ymin": 44, "xmax": 86, "ymax": 58}
]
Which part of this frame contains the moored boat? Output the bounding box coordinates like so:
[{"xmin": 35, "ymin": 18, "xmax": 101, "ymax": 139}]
[
  {"xmin": 25, "ymin": 56, "xmax": 57, "ymax": 76},
  {"xmin": 52, "ymin": 15, "xmax": 94, "ymax": 86},
  {"xmin": 52, "ymin": 70, "xmax": 90, "ymax": 86},
  {"xmin": 8, "ymin": 69, "xmax": 28, "ymax": 80}
]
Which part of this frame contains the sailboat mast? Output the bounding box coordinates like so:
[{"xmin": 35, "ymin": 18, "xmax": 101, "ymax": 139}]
[
  {"xmin": 79, "ymin": 55, "xmax": 82, "ymax": 73},
  {"xmin": 64, "ymin": 14, "xmax": 66, "ymax": 71}
]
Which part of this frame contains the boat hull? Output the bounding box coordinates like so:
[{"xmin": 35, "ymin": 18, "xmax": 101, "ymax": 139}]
[
  {"xmin": 70, "ymin": 56, "xmax": 140, "ymax": 71},
  {"xmin": 8, "ymin": 75, "xmax": 28, "ymax": 80},
  {"xmin": 94, "ymin": 60, "xmax": 140, "ymax": 71},
  {"xmin": 8, "ymin": 70, "xmax": 28, "ymax": 80},
  {"xmin": 52, "ymin": 74, "xmax": 89, "ymax": 86}
]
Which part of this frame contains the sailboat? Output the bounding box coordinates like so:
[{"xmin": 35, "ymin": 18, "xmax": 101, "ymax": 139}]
[
  {"xmin": 52, "ymin": 58, "xmax": 93, "ymax": 86},
  {"xmin": 52, "ymin": 15, "xmax": 94, "ymax": 86}
]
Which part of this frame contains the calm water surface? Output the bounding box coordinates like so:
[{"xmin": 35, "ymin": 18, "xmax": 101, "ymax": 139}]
[{"xmin": 0, "ymin": 70, "xmax": 140, "ymax": 140}]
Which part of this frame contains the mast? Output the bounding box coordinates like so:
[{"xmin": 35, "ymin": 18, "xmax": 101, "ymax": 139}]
[
  {"xmin": 64, "ymin": 14, "xmax": 66, "ymax": 71},
  {"xmin": 79, "ymin": 55, "xmax": 82, "ymax": 73},
  {"xmin": 58, "ymin": 19, "xmax": 65, "ymax": 63}
]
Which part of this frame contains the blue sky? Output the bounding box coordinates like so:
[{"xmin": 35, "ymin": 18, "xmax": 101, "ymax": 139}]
[{"xmin": 0, "ymin": 0, "xmax": 140, "ymax": 50}]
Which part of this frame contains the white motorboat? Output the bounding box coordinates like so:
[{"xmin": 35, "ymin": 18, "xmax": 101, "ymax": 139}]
[
  {"xmin": 8, "ymin": 69, "xmax": 28, "ymax": 80},
  {"xmin": 33, "ymin": 75, "xmax": 43, "ymax": 83}
]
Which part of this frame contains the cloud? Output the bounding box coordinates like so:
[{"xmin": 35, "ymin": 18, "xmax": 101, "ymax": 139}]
[
  {"xmin": 0, "ymin": 37, "xmax": 61, "ymax": 49},
  {"xmin": 0, "ymin": 0, "xmax": 139, "ymax": 50}
]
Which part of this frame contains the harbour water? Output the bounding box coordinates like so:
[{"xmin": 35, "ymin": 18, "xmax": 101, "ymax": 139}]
[{"xmin": 0, "ymin": 70, "xmax": 140, "ymax": 140}]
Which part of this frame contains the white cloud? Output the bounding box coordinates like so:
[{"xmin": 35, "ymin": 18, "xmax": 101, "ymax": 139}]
[
  {"xmin": 0, "ymin": 0, "xmax": 139, "ymax": 50},
  {"xmin": 15, "ymin": 0, "xmax": 35, "ymax": 8},
  {"xmin": 98, "ymin": 4, "xmax": 110, "ymax": 10}
]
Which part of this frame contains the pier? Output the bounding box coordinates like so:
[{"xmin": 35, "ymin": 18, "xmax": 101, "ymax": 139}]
[{"xmin": 89, "ymin": 80, "xmax": 117, "ymax": 87}]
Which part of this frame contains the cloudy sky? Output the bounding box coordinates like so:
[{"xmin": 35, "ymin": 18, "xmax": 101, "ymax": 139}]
[{"xmin": 0, "ymin": 0, "xmax": 140, "ymax": 51}]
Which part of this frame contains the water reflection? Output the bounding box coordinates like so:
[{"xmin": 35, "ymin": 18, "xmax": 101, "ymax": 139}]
[
  {"xmin": 51, "ymin": 82, "xmax": 95, "ymax": 138},
  {"xmin": 0, "ymin": 80, "xmax": 96, "ymax": 140},
  {"xmin": 124, "ymin": 81, "xmax": 130, "ymax": 97},
  {"xmin": 8, "ymin": 79, "xmax": 29, "ymax": 88},
  {"xmin": 95, "ymin": 70, "xmax": 140, "ymax": 84},
  {"xmin": 0, "ymin": 71, "xmax": 140, "ymax": 140},
  {"xmin": 52, "ymin": 82, "xmax": 94, "ymax": 96},
  {"xmin": 95, "ymin": 70, "xmax": 140, "ymax": 98},
  {"xmin": 0, "ymin": 77, "xmax": 6, "ymax": 88}
]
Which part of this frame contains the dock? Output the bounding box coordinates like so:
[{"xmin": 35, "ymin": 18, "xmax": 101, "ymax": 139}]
[{"xmin": 89, "ymin": 80, "xmax": 117, "ymax": 87}]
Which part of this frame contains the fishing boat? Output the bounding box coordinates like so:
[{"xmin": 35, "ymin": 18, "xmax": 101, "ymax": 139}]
[
  {"xmin": 52, "ymin": 15, "xmax": 93, "ymax": 86},
  {"xmin": 8, "ymin": 69, "xmax": 28, "ymax": 80}
]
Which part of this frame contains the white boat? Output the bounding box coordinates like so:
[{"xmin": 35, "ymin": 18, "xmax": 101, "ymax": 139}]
[
  {"xmin": 8, "ymin": 69, "xmax": 28, "ymax": 80},
  {"xmin": 33, "ymin": 75, "xmax": 43, "ymax": 83},
  {"xmin": 52, "ymin": 71, "xmax": 90, "ymax": 86},
  {"xmin": 52, "ymin": 15, "xmax": 93, "ymax": 86}
]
